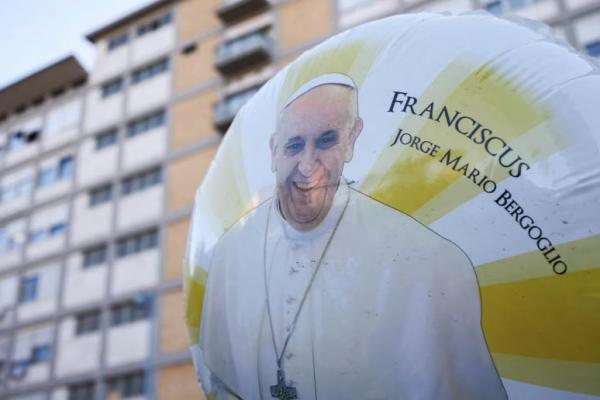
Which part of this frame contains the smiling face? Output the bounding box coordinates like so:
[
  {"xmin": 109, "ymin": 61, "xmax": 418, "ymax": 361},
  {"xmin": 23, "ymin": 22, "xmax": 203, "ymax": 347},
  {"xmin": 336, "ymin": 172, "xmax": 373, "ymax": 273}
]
[{"xmin": 271, "ymin": 84, "xmax": 362, "ymax": 231}]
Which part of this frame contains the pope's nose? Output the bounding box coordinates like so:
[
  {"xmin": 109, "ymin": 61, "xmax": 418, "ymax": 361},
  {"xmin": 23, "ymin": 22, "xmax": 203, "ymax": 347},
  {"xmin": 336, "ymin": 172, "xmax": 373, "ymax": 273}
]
[{"xmin": 298, "ymin": 148, "xmax": 318, "ymax": 177}]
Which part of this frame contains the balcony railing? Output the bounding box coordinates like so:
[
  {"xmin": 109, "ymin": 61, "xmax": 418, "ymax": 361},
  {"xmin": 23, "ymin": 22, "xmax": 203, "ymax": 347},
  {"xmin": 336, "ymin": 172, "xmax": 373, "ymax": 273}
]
[
  {"xmin": 216, "ymin": 0, "xmax": 270, "ymax": 23},
  {"xmin": 213, "ymin": 87, "xmax": 260, "ymax": 133},
  {"xmin": 214, "ymin": 32, "xmax": 273, "ymax": 75}
]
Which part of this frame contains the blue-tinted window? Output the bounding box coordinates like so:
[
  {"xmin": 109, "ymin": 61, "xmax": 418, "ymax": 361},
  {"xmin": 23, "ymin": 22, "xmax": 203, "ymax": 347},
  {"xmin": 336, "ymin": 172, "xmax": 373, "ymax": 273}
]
[
  {"xmin": 126, "ymin": 110, "xmax": 165, "ymax": 138},
  {"xmin": 83, "ymin": 245, "xmax": 108, "ymax": 268},
  {"xmin": 484, "ymin": 0, "xmax": 502, "ymax": 14},
  {"xmin": 110, "ymin": 295, "xmax": 152, "ymax": 326},
  {"xmin": 585, "ymin": 40, "xmax": 600, "ymax": 57},
  {"xmin": 75, "ymin": 310, "xmax": 101, "ymax": 335},
  {"xmin": 95, "ymin": 129, "xmax": 118, "ymax": 150},
  {"xmin": 101, "ymin": 78, "xmax": 123, "ymax": 97},
  {"xmin": 131, "ymin": 59, "xmax": 169, "ymax": 85},
  {"xmin": 30, "ymin": 229, "xmax": 45, "ymax": 243},
  {"xmin": 30, "ymin": 344, "xmax": 51, "ymax": 364},
  {"xmin": 137, "ymin": 12, "xmax": 172, "ymax": 36},
  {"xmin": 116, "ymin": 230, "xmax": 158, "ymax": 258},
  {"xmin": 49, "ymin": 223, "xmax": 66, "ymax": 236},
  {"xmin": 7, "ymin": 130, "xmax": 38, "ymax": 151},
  {"xmin": 68, "ymin": 381, "xmax": 95, "ymax": 400},
  {"xmin": 108, "ymin": 32, "xmax": 129, "ymax": 50},
  {"xmin": 38, "ymin": 167, "xmax": 55, "ymax": 187},
  {"xmin": 121, "ymin": 168, "xmax": 161, "ymax": 196},
  {"xmin": 19, "ymin": 275, "xmax": 38, "ymax": 303},
  {"xmin": 58, "ymin": 156, "xmax": 74, "ymax": 179},
  {"xmin": 508, "ymin": 0, "xmax": 526, "ymax": 10},
  {"xmin": 89, "ymin": 185, "xmax": 113, "ymax": 206}
]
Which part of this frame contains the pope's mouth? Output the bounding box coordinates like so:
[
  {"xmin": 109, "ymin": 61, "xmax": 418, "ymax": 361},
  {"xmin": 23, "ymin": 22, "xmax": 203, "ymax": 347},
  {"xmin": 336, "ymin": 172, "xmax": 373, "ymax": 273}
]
[{"xmin": 293, "ymin": 181, "xmax": 319, "ymax": 192}]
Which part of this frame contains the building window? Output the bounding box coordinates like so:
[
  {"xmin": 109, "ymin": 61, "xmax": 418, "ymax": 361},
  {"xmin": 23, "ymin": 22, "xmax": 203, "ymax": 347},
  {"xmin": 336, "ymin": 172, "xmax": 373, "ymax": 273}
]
[
  {"xmin": 68, "ymin": 381, "xmax": 95, "ymax": 400},
  {"xmin": 121, "ymin": 167, "xmax": 161, "ymax": 196},
  {"xmin": 7, "ymin": 129, "xmax": 40, "ymax": 152},
  {"xmin": 108, "ymin": 32, "xmax": 129, "ymax": 51},
  {"xmin": 483, "ymin": 0, "xmax": 502, "ymax": 14},
  {"xmin": 110, "ymin": 296, "xmax": 152, "ymax": 326},
  {"xmin": 116, "ymin": 230, "xmax": 158, "ymax": 259},
  {"xmin": 38, "ymin": 167, "xmax": 55, "ymax": 187},
  {"xmin": 0, "ymin": 178, "xmax": 32, "ymax": 204},
  {"xmin": 89, "ymin": 184, "xmax": 113, "ymax": 206},
  {"xmin": 29, "ymin": 222, "xmax": 66, "ymax": 243},
  {"xmin": 215, "ymin": 86, "xmax": 260, "ymax": 125},
  {"xmin": 585, "ymin": 40, "xmax": 600, "ymax": 57},
  {"xmin": 137, "ymin": 12, "xmax": 172, "ymax": 36},
  {"xmin": 75, "ymin": 310, "xmax": 101, "ymax": 335},
  {"xmin": 0, "ymin": 229, "xmax": 25, "ymax": 253},
  {"xmin": 126, "ymin": 110, "xmax": 165, "ymax": 138},
  {"xmin": 37, "ymin": 155, "xmax": 75, "ymax": 187},
  {"xmin": 30, "ymin": 344, "xmax": 51, "ymax": 364},
  {"xmin": 58, "ymin": 155, "xmax": 74, "ymax": 179},
  {"xmin": 101, "ymin": 78, "xmax": 123, "ymax": 98},
  {"xmin": 82, "ymin": 245, "xmax": 108, "ymax": 268},
  {"xmin": 95, "ymin": 128, "xmax": 118, "ymax": 150},
  {"xmin": 18, "ymin": 275, "xmax": 38, "ymax": 303},
  {"xmin": 29, "ymin": 228, "xmax": 45, "ymax": 243},
  {"xmin": 131, "ymin": 58, "xmax": 169, "ymax": 85},
  {"xmin": 49, "ymin": 222, "xmax": 66, "ymax": 237}
]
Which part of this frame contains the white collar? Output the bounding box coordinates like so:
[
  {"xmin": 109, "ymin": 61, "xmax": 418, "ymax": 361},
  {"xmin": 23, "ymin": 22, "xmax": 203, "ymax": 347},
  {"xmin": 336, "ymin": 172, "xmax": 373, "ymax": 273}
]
[{"xmin": 273, "ymin": 179, "xmax": 350, "ymax": 242}]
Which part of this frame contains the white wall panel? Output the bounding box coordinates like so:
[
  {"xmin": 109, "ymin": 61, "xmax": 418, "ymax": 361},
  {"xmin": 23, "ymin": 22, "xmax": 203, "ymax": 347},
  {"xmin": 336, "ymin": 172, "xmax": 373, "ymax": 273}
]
[
  {"xmin": 111, "ymin": 249, "xmax": 160, "ymax": 296},
  {"xmin": 106, "ymin": 320, "xmax": 151, "ymax": 367}
]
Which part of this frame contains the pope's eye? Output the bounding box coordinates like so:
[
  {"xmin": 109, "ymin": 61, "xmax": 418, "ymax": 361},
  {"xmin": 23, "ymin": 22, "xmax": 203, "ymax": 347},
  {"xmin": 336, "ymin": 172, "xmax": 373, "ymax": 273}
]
[
  {"xmin": 316, "ymin": 131, "xmax": 338, "ymax": 150},
  {"xmin": 285, "ymin": 139, "xmax": 304, "ymax": 155}
]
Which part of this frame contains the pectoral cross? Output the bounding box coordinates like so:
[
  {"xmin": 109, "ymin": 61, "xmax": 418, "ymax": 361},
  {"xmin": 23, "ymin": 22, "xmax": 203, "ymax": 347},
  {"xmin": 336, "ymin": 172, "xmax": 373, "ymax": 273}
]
[{"xmin": 270, "ymin": 369, "xmax": 297, "ymax": 400}]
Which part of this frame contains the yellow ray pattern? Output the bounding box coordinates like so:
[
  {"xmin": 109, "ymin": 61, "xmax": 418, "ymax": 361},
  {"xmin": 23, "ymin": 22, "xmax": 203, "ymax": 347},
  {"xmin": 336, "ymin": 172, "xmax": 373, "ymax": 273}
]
[
  {"xmin": 480, "ymin": 264, "xmax": 600, "ymax": 394},
  {"xmin": 184, "ymin": 117, "xmax": 253, "ymax": 345},
  {"xmin": 492, "ymin": 353, "xmax": 600, "ymax": 396},
  {"xmin": 476, "ymin": 234, "xmax": 600, "ymax": 286},
  {"xmin": 361, "ymin": 62, "xmax": 567, "ymax": 224},
  {"xmin": 277, "ymin": 36, "xmax": 388, "ymax": 112},
  {"xmin": 193, "ymin": 115, "xmax": 254, "ymax": 241},
  {"xmin": 184, "ymin": 266, "xmax": 207, "ymax": 345}
]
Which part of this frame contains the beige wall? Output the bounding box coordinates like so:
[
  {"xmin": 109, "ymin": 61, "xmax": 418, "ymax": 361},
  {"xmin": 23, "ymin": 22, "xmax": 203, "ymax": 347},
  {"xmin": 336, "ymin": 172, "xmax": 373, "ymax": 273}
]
[
  {"xmin": 159, "ymin": 289, "xmax": 188, "ymax": 354},
  {"xmin": 165, "ymin": 218, "xmax": 190, "ymax": 281},
  {"xmin": 176, "ymin": 0, "xmax": 221, "ymax": 43},
  {"xmin": 171, "ymin": 89, "xmax": 218, "ymax": 150},
  {"xmin": 167, "ymin": 147, "xmax": 217, "ymax": 212},
  {"xmin": 278, "ymin": 0, "xmax": 333, "ymax": 51},
  {"xmin": 157, "ymin": 362, "xmax": 205, "ymax": 400},
  {"xmin": 174, "ymin": 35, "xmax": 220, "ymax": 94}
]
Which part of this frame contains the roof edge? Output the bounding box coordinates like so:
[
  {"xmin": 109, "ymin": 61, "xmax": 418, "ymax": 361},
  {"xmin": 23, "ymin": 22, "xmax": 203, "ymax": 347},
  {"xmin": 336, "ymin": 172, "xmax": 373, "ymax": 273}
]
[{"xmin": 85, "ymin": 0, "xmax": 175, "ymax": 42}]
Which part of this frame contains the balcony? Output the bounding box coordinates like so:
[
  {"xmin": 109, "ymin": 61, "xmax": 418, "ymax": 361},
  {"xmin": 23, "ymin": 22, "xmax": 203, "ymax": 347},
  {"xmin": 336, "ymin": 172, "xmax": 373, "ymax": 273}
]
[
  {"xmin": 214, "ymin": 32, "xmax": 273, "ymax": 75},
  {"xmin": 213, "ymin": 86, "xmax": 260, "ymax": 133},
  {"xmin": 216, "ymin": 0, "xmax": 270, "ymax": 23}
]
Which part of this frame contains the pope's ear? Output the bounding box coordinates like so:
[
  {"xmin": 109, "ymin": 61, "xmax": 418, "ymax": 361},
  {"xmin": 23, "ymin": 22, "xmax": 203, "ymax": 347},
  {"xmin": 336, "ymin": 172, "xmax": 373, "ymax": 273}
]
[
  {"xmin": 269, "ymin": 133, "xmax": 277, "ymax": 172},
  {"xmin": 345, "ymin": 117, "xmax": 363, "ymax": 162}
]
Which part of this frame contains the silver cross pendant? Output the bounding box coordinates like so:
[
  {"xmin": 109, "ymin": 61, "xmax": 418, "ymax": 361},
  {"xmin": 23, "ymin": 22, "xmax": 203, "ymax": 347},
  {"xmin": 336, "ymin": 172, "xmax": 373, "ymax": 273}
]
[{"xmin": 270, "ymin": 368, "xmax": 297, "ymax": 400}]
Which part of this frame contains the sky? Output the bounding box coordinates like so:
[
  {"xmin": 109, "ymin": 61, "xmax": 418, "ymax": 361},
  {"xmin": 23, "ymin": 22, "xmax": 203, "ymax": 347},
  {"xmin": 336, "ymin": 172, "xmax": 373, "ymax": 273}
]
[{"xmin": 0, "ymin": 0, "xmax": 157, "ymax": 88}]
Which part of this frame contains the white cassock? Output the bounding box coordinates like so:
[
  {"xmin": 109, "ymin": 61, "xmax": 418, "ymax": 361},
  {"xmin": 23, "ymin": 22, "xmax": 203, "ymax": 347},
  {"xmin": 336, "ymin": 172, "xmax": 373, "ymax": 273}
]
[{"xmin": 199, "ymin": 180, "xmax": 507, "ymax": 400}]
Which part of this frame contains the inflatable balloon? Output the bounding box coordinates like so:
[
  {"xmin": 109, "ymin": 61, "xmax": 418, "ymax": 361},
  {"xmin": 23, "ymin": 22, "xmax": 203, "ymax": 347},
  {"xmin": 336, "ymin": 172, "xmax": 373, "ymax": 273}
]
[{"xmin": 184, "ymin": 12, "xmax": 600, "ymax": 400}]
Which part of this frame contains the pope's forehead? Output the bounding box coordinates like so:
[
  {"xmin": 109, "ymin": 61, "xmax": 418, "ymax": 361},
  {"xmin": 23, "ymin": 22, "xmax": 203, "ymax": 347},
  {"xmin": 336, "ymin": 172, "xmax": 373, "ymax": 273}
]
[{"xmin": 278, "ymin": 84, "xmax": 355, "ymax": 135}]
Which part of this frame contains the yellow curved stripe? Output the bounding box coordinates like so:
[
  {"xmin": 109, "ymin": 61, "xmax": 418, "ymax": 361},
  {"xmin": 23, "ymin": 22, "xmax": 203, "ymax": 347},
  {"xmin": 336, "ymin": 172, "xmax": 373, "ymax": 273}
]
[
  {"xmin": 194, "ymin": 116, "xmax": 254, "ymax": 241},
  {"xmin": 184, "ymin": 266, "xmax": 207, "ymax": 345},
  {"xmin": 278, "ymin": 36, "xmax": 387, "ymax": 112},
  {"xmin": 492, "ymin": 353, "xmax": 600, "ymax": 395},
  {"xmin": 476, "ymin": 234, "xmax": 600, "ymax": 286},
  {"xmin": 481, "ymin": 267, "xmax": 600, "ymax": 363},
  {"xmin": 362, "ymin": 63, "xmax": 566, "ymax": 223}
]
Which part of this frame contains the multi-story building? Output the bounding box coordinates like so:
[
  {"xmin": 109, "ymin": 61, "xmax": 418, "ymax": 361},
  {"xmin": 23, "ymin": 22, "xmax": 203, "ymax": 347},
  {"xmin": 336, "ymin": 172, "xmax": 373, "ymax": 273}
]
[{"xmin": 0, "ymin": 0, "xmax": 598, "ymax": 399}]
